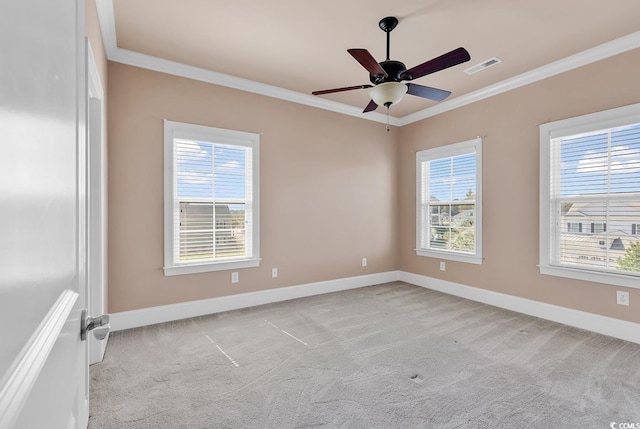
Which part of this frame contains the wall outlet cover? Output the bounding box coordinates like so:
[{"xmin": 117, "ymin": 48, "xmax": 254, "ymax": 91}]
[{"xmin": 616, "ymin": 290, "xmax": 629, "ymax": 306}]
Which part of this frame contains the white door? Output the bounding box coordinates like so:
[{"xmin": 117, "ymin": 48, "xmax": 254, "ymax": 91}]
[{"xmin": 0, "ymin": 0, "xmax": 90, "ymax": 428}]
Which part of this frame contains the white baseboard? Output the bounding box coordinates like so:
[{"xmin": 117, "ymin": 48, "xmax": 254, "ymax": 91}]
[
  {"xmin": 399, "ymin": 271, "xmax": 640, "ymax": 345},
  {"xmin": 110, "ymin": 270, "xmax": 639, "ymax": 345},
  {"xmin": 110, "ymin": 271, "xmax": 401, "ymax": 331}
]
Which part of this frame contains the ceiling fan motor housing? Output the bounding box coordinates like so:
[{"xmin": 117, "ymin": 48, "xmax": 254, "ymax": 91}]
[{"xmin": 371, "ymin": 60, "xmax": 408, "ymax": 85}]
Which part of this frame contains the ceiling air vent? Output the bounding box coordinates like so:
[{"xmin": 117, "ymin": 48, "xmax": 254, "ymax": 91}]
[{"xmin": 464, "ymin": 57, "xmax": 502, "ymax": 75}]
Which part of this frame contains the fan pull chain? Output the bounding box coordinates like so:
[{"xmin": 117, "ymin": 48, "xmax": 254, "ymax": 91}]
[{"xmin": 386, "ymin": 107, "xmax": 390, "ymax": 132}]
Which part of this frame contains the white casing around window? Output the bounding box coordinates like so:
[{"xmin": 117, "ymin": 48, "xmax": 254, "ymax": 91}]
[
  {"xmin": 163, "ymin": 120, "xmax": 261, "ymax": 276},
  {"xmin": 539, "ymin": 102, "xmax": 640, "ymax": 289},
  {"xmin": 415, "ymin": 137, "xmax": 483, "ymax": 265}
]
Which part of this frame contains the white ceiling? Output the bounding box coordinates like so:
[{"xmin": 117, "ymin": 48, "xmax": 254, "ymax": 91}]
[{"xmin": 96, "ymin": 0, "xmax": 640, "ymax": 125}]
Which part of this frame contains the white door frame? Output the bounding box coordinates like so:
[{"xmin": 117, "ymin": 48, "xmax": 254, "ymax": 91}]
[{"xmin": 87, "ymin": 39, "xmax": 108, "ymax": 365}]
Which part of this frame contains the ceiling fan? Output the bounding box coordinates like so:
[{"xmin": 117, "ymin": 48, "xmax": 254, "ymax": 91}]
[{"xmin": 312, "ymin": 16, "xmax": 471, "ymax": 113}]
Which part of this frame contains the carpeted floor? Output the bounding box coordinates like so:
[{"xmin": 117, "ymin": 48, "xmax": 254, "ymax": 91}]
[{"xmin": 89, "ymin": 282, "xmax": 640, "ymax": 428}]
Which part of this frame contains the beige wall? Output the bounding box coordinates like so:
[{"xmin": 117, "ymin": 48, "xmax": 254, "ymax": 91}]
[
  {"xmin": 398, "ymin": 48, "xmax": 640, "ymax": 324},
  {"xmin": 107, "ymin": 47, "xmax": 640, "ymax": 323},
  {"xmin": 107, "ymin": 62, "xmax": 399, "ymax": 312}
]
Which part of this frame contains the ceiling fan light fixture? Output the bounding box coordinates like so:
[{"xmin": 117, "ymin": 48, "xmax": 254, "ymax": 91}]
[{"xmin": 369, "ymin": 82, "xmax": 408, "ymax": 108}]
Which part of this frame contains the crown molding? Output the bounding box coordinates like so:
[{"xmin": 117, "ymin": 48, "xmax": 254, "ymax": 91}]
[
  {"xmin": 109, "ymin": 47, "xmax": 399, "ymax": 126},
  {"xmin": 398, "ymin": 31, "xmax": 640, "ymax": 126},
  {"xmin": 95, "ymin": 0, "xmax": 640, "ymax": 127},
  {"xmin": 95, "ymin": 0, "xmax": 117, "ymax": 58}
]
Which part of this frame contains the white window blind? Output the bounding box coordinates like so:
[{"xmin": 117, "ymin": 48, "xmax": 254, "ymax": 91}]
[
  {"xmin": 176, "ymin": 140, "xmax": 253, "ymax": 261},
  {"xmin": 416, "ymin": 138, "xmax": 482, "ymax": 264},
  {"xmin": 549, "ymin": 124, "xmax": 640, "ymax": 275},
  {"xmin": 164, "ymin": 121, "xmax": 260, "ymax": 276},
  {"xmin": 540, "ymin": 103, "xmax": 640, "ymax": 288}
]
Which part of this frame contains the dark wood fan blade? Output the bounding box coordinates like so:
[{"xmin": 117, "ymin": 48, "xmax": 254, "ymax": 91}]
[
  {"xmin": 348, "ymin": 49, "xmax": 388, "ymax": 78},
  {"xmin": 406, "ymin": 83, "xmax": 451, "ymax": 102},
  {"xmin": 363, "ymin": 99, "xmax": 378, "ymax": 113},
  {"xmin": 401, "ymin": 47, "xmax": 470, "ymax": 81},
  {"xmin": 312, "ymin": 84, "xmax": 373, "ymax": 96}
]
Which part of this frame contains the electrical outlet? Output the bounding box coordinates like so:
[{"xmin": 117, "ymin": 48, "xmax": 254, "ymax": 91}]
[
  {"xmin": 616, "ymin": 290, "xmax": 629, "ymax": 306},
  {"xmin": 231, "ymin": 272, "xmax": 239, "ymax": 284},
  {"xmin": 272, "ymin": 268, "xmax": 278, "ymax": 278},
  {"xmin": 362, "ymin": 258, "xmax": 367, "ymax": 267},
  {"xmin": 440, "ymin": 261, "xmax": 446, "ymax": 271}
]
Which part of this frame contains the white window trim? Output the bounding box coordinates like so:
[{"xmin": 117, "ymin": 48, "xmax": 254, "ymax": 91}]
[
  {"xmin": 163, "ymin": 120, "xmax": 260, "ymax": 276},
  {"xmin": 539, "ymin": 102, "xmax": 640, "ymax": 289},
  {"xmin": 415, "ymin": 138, "xmax": 483, "ymax": 265}
]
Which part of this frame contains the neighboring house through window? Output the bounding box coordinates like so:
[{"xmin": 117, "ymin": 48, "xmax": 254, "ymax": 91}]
[
  {"xmin": 416, "ymin": 138, "xmax": 482, "ymax": 264},
  {"xmin": 539, "ymin": 103, "xmax": 640, "ymax": 288},
  {"xmin": 163, "ymin": 120, "xmax": 260, "ymax": 276}
]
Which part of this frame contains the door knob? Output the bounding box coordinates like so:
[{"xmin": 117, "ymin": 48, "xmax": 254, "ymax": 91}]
[{"xmin": 81, "ymin": 309, "xmax": 111, "ymax": 341}]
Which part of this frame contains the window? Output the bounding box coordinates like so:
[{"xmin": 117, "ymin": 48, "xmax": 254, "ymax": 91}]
[
  {"xmin": 539, "ymin": 103, "xmax": 640, "ymax": 288},
  {"xmin": 416, "ymin": 138, "xmax": 482, "ymax": 264},
  {"xmin": 567, "ymin": 222, "xmax": 582, "ymax": 233},
  {"xmin": 163, "ymin": 120, "xmax": 260, "ymax": 276}
]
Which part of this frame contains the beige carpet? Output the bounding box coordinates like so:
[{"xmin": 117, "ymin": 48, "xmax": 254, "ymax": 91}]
[{"xmin": 89, "ymin": 282, "xmax": 640, "ymax": 428}]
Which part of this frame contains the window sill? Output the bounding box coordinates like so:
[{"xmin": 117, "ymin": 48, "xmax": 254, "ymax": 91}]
[
  {"xmin": 416, "ymin": 249, "xmax": 482, "ymax": 265},
  {"xmin": 163, "ymin": 258, "xmax": 261, "ymax": 277},
  {"xmin": 539, "ymin": 264, "xmax": 640, "ymax": 289}
]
